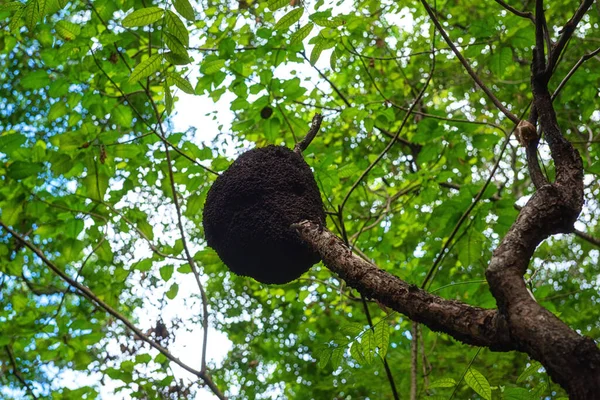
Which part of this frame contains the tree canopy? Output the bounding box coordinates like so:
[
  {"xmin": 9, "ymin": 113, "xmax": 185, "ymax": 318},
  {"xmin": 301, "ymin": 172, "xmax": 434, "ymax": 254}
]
[{"xmin": 1, "ymin": 0, "xmax": 599, "ymax": 399}]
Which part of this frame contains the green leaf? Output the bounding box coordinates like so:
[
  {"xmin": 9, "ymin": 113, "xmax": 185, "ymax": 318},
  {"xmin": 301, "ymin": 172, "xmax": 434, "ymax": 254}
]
[
  {"xmin": 202, "ymin": 59, "xmax": 225, "ymax": 75},
  {"xmin": 48, "ymin": 101, "xmax": 68, "ymax": 121},
  {"xmin": 55, "ymin": 20, "xmax": 81, "ymax": 40},
  {"xmin": 9, "ymin": 5, "xmax": 25, "ymax": 32},
  {"xmin": 316, "ymin": 346, "xmax": 332, "ymax": 369},
  {"xmin": 502, "ymin": 387, "xmax": 531, "ymax": 400},
  {"xmin": 517, "ymin": 361, "xmax": 542, "ymax": 383},
  {"xmin": 20, "ymin": 70, "xmax": 50, "ymax": 89},
  {"xmin": 25, "ymin": 0, "xmax": 40, "ymax": 31},
  {"xmin": 311, "ymin": 15, "xmax": 345, "ymax": 28},
  {"xmin": 122, "ymin": 7, "xmax": 164, "ymax": 28},
  {"xmin": 169, "ymin": 73, "xmax": 194, "ymax": 94},
  {"xmin": 1, "ymin": 201, "xmax": 23, "ymax": 226},
  {"xmin": 465, "ymin": 368, "xmax": 492, "ymax": 400},
  {"xmin": 163, "ymin": 32, "xmax": 188, "ymax": 56},
  {"xmin": 129, "ymin": 53, "xmax": 163, "ymax": 83},
  {"xmin": 172, "ymin": 0, "xmax": 195, "ymax": 21},
  {"xmin": 159, "ymin": 265, "xmax": 174, "ymax": 281},
  {"xmin": 166, "ymin": 283, "xmax": 179, "ymax": 299},
  {"xmin": 267, "ymin": 0, "xmax": 288, "ymax": 11},
  {"xmin": 330, "ymin": 346, "xmax": 345, "ymax": 369},
  {"xmin": 310, "ymin": 40, "xmax": 325, "ymax": 64},
  {"xmin": 0, "ymin": 2, "xmax": 24, "ymax": 11},
  {"xmin": 530, "ymin": 382, "xmax": 547, "ymax": 398},
  {"xmin": 350, "ymin": 340, "xmax": 365, "ymax": 365},
  {"xmin": 360, "ymin": 329, "xmax": 375, "ymax": 364},
  {"xmin": 64, "ymin": 218, "xmax": 84, "ymax": 239},
  {"xmin": 274, "ymin": 8, "xmax": 303, "ymax": 31},
  {"xmin": 428, "ymin": 378, "xmax": 457, "ymax": 389},
  {"xmin": 111, "ymin": 106, "xmax": 133, "ymax": 127},
  {"xmin": 373, "ymin": 322, "xmax": 389, "ymax": 358},
  {"xmin": 7, "ymin": 161, "xmax": 43, "ymax": 179},
  {"xmin": 138, "ymin": 219, "xmax": 154, "ymax": 240},
  {"xmin": 164, "ymin": 81, "xmax": 174, "ymax": 114},
  {"xmin": 491, "ymin": 47, "xmax": 512, "ymax": 77},
  {"xmin": 339, "ymin": 322, "xmax": 363, "ymax": 338},
  {"xmin": 135, "ymin": 354, "xmax": 152, "ymax": 364},
  {"xmin": 0, "ymin": 133, "xmax": 27, "ymax": 155},
  {"xmin": 84, "ymin": 169, "xmax": 109, "ymax": 201},
  {"xmin": 290, "ymin": 22, "xmax": 313, "ymax": 45},
  {"xmin": 164, "ymin": 10, "xmax": 189, "ymax": 46},
  {"xmin": 163, "ymin": 51, "xmax": 191, "ymax": 65}
]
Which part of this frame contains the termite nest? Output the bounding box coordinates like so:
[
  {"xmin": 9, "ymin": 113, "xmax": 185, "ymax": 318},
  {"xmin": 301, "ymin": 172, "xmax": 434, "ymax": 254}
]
[{"xmin": 202, "ymin": 145, "xmax": 325, "ymax": 284}]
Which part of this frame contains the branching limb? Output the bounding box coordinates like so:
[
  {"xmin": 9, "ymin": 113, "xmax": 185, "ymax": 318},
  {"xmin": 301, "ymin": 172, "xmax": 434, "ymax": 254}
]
[
  {"xmin": 293, "ymin": 221, "xmax": 513, "ymax": 349},
  {"xmin": 0, "ymin": 221, "xmax": 228, "ymax": 400},
  {"xmin": 294, "ymin": 114, "xmax": 324, "ymax": 153}
]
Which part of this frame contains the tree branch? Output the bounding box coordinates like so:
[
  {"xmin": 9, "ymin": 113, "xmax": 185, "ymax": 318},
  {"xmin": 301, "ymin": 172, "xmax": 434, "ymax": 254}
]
[
  {"xmin": 552, "ymin": 46, "xmax": 600, "ymax": 101},
  {"xmin": 0, "ymin": 221, "xmax": 227, "ymax": 400},
  {"xmin": 546, "ymin": 0, "xmax": 595, "ymax": 77},
  {"xmin": 294, "ymin": 114, "xmax": 324, "ymax": 153},
  {"xmin": 5, "ymin": 345, "xmax": 38, "ymax": 399},
  {"xmin": 494, "ymin": 0, "xmax": 534, "ymax": 21},
  {"xmin": 293, "ymin": 221, "xmax": 513, "ymax": 350},
  {"xmin": 418, "ymin": 0, "xmax": 520, "ymax": 124}
]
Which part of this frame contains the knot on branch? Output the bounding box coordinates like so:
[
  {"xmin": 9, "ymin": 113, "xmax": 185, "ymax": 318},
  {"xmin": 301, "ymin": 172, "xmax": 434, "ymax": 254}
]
[{"xmin": 515, "ymin": 120, "xmax": 538, "ymax": 146}]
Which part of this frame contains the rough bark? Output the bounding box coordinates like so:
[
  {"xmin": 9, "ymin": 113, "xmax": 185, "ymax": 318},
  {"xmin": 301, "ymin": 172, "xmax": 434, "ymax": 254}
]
[
  {"xmin": 293, "ymin": 221, "xmax": 513, "ymax": 350},
  {"xmin": 295, "ymin": 2, "xmax": 600, "ymax": 397}
]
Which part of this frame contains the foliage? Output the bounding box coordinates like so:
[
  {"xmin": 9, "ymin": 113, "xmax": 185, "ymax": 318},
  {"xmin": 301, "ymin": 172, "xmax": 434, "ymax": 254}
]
[{"xmin": 0, "ymin": 0, "xmax": 599, "ymax": 398}]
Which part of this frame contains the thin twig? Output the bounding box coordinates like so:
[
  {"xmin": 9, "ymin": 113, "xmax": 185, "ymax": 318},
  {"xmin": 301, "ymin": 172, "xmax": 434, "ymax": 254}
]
[
  {"xmin": 418, "ymin": 0, "xmax": 520, "ymax": 124},
  {"xmin": 546, "ymin": 0, "xmax": 595, "ymax": 77},
  {"xmin": 421, "ymin": 137, "xmax": 510, "ymax": 289},
  {"xmin": 89, "ymin": 49, "xmax": 218, "ymax": 176},
  {"xmin": 5, "ymin": 345, "xmax": 38, "ymax": 399},
  {"xmin": 552, "ymin": 47, "xmax": 600, "ymax": 101},
  {"xmin": 341, "ymin": 48, "xmax": 435, "ymax": 211},
  {"xmin": 410, "ymin": 322, "xmax": 418, "ymax": 400},
  {"xmin": 294, "ymin": 114, "xmax": 324, "ymax": 153},
  {"xmin": 494, "ymin": 0, "xmax": 534, "ymax": 21},
  {"xmin": 300, "ymin": 52, "xmax": 351, "ymax": 108}
]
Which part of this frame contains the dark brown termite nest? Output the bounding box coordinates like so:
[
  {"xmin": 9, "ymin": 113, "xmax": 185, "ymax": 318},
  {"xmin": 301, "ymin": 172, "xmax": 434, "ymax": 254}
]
[{"xmin": 202, "ymin": 145, "xmax": 326, "ymax": 284}]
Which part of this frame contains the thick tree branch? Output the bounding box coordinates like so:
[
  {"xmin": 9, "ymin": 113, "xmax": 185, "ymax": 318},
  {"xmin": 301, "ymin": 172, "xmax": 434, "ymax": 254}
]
[
  {"xmin": 293, "ymin": 221, "xmax": 513, "ymax": 350},
  {"xmin": 484, "ymin": 2, "xmax": 600, "ymax": 394}
]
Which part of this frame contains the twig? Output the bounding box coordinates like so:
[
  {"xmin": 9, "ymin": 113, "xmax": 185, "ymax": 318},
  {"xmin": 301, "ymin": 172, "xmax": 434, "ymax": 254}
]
[
  {"xmin": 410, "ymin": 322, "xmax": 418, "ymax": 400},
  {"xmin": 294, "ymin": 114, "xmax": 324, "ymax": 153},
  {"xmin": 89, "ymin": 49, "xmax": 218, "ymax": 176},
  {"xmin": 418, "ymin": 0, "xmax": 520, "ymax": 124},
  {"xmin": 300, "ymin": 52, "xmax": 351, "ymax": 108},
  {"xmin": 5, "ymin": 345, "xmax": 38, "ymax": 399},
  {"xmin": 552, "ymin": 47, "xmax": 600, "ymax": 101},
  {"xmin": 0, "ymin": 221, "xmax": 227, "ymax": 400},
  {"xmin": 421, "ymin": 136, "xmax": 510, "ymax": 289},
  {"xmin": 163, "ymin": 143, "xmax": 211, "ymax": 373},
  {"xmin": 341, "ymin": 44, "xmax": 435, "ymax": 211},
  {"xmin": 494, "ymin": 0, "xmax": 534, "ymax": 21},
  {"xmin": 546, "ymin": 0, "xmax": 595, "ymax": 77}
]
